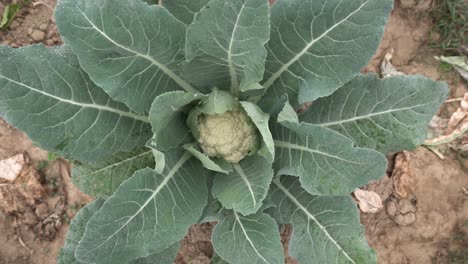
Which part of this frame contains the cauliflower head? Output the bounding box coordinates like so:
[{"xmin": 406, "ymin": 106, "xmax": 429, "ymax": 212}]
[{"xmin": 197, "ymin": 109, "xmax": 258, "ymax": 163}]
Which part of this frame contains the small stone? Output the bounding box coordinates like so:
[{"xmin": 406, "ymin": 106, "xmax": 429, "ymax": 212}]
[
  {"xmin": 45, "ymin": 39, "xmax": 54, "ymax": 46},
  {"xmin": 30, "ymin": 30, "xmax": 46, "ymax": 41},
  {"xmin": 39, "ymin": 24, "xmax": 48, "ymax": 31},
  {"xmin": 27, "ymin": 27, "xmax": 34, "ymax": 35}
]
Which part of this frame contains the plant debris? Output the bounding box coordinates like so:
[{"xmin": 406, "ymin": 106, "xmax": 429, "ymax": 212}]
[
  {"xmin": 380, "ymin": 49, "xmax": 405, "ymax": 77},
  {"xmin": 0, "ymin": 153, "xmax": 25, "ymax": 182},
  {"xmin": 354, "ymin": 188, "xmax": 383, "ymax": 213}
]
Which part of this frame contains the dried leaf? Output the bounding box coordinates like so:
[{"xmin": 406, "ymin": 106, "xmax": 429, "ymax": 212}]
[
  {"xmin": 0, "ymin": 154, "xmax": 25, "ymax": 182},
  {"xmin": 427, "ymin": 115, "xmax": 449, "ymax": 139},
  {"xmin": 392, "ymin": 151, "xmax": 414, "ymax": 198},
  {"xmin": 381, "ymin": 49, "xmax": 405, "ymax": 77},
  {"xmin": 426, "ymin": 93, "xmax": 468, "ymax": 146},
  {"xmin": 354, "ymin": 189, "xmax": 383, "ymax": 213}
]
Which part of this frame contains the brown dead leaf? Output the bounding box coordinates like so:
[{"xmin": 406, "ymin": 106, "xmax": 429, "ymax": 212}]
[
  {"xmin": 427, "ymin": 115, "xmax": 449, "ymax": 139},
  {"xmin": 0, "ymin": 153, "xmax": 25, "ymax": 182},
  {"xmin": 425, "ymin": 93, "xmax": 468, "ymax": 149},
  {"xmin": 392, "ymin": 151, "xmax": 415, "ymax": 198},
  {"xmin": 354, "ymin": 188, "xmax": 383, "ymax": 213}
]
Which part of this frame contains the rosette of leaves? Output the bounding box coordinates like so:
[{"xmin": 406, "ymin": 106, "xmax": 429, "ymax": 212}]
[{"xmin": 0, "ymin": 0, "xmax": 448, "ymax": 263}]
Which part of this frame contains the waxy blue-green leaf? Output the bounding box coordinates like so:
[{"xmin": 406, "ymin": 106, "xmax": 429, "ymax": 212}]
[
  {"xmin": 0, "ymin": 45, "xmax": 151, "ymax": 162},
  {"xmin": 149, "ymin": 91, "xmax": 205, "ymax": 151},
  {"xmin": 129, "ymin": 243, "xmax": 181, "ymax": 264},
  {"xmin": 240, "ymin": 101, "xmax": 275, "ymax": 163},
  {"xmin": 184, "ymin": 144, "xmax": 233, "ymax": 174},
  {"xmin": 72, "ymin": 148, "xmax": 154, "ymax": 198},
  {"xmin": 142, "ymin": 0, "xmax": 158, "ymax": 5},
  {"xmin": 55, "ymin": 0, "xmax": 198, "ymax": 113},
  {"xmin": 270, "ymin": 177, "xmax": 376, "ymax": 263},
  {"xmin": 261, "ymin": 0, "xmax": 393, "ymax": 109},
  {"xmin": 58, "ymin": 198, "xmax": 105, "ymax": 264},
  {"xmin": 184, "ymin": 0, "xmax": 270, "ymax": 96},
  {"xmin": 58, "ymin": 198, "xmax": 181, "ymax": 264},
  {"xmin": 198, "ymin": 193, "xmax": 223, "ymax": 224},
  {"xmin": 162, "ymin": 0, "xmax": 210, "ymax": 25},
  {"xmin": 273, "ymin": 102, "xmax": 387, "ymax": 195},
  {"xmin": 212, "ymin": 211, "xmax": 284, "ymax": 264},
  {"xmin": 210, "ymin": 254, "xmax": 230, "ymax": 264},
  {"xmin": 212, "ymin": 154, "xmax": 273, "ymax": 215},
  {"xmin": 301, "ymin": 74, "xmax": 449, "ymax": 153},
  {"xmin": 198, "ymin": 88, "xmax": 238, "ymax": 114},
  {"xmin": 75, "ymin": 150, "xmax": 208, "ymax": 264}
]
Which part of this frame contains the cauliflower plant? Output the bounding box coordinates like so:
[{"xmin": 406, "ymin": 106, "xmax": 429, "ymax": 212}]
[{"xmin": 197, "ymin": 109, "xmax": 258, "ymax": 163}]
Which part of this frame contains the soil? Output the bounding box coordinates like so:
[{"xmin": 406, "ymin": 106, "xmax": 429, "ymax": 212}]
[{"xmin": 0, "ymin": 0, "xmax": 467, "ymax": 263}]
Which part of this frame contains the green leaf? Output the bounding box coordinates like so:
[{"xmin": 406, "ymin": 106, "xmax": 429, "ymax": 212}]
[
  {"xmin": 198, "ymin": 193, "xmax": 223, "ymax": 224},
  {"xmin": 212, "ymin": 210, "xmax": 284, "ymax": 264},
  {"xmin": 162, "ymin": 0, "xmax": 210, "ymax": 25},
  {"xmin": 55, "ymin": 0, "xmax": 198, "ymax": 113},
  {"xmin": 241, "ymin": 101, "xmax": 275, "ymax": 162},
  {"xmin": 270, "ymin": 177, "xmax": 376, "ymax": 263},
  {"xmin": 149, "ymin": 91, "xmax": 205, "ymax": 151},
  {"xmin": 212, "ymin": 154, "xmax": 273, "ymax": 215},
  {"xmin": 58, "ymin": 198, "xmax": 105, "ymax": 264},
  {"xmin": 198, "ymin": 88, "xmax": 238, "ymax": 114},
  {"xmin": 142, "ymin": 0, "xmax": 159, "ymax": 5},
  {"xmin": 58, "ymin": 198, "xmax": 181, "ymax": 264},
  {"xmin": 0, "ymin": 3, "xmax": 20, "ymax": 29},
  {"xmin": 183, "ymin": 0, "xmax": 270, "ymax": 95},
  {"xmin": 273, "ymin": 102, "xmax": 387, "ymax": 195},
  {"xmin": 301, "ymin": 74, "xmax": 449, "ymax": 153},
  {"xmin": 72, "ymin": 148, "xmax": 154, "ymax": 198},
  {"xmin": 277, "ymin": 100, "xmax": 298, "ymax": 124},
  {"xmin": 210, "ymin": 254, "xmax": 230, "ymax": 264},
  {"xmin": 261, "ymin": 0, "xmax": 393, "ymax": 109},
  {"xmin": 184, "ymin": 144, "xmax": 233, "ymax": 174},
  {"xmin": 0, "ymin": 45, "xmax": 151, "ymax": 162},
  {"xmin": 75, "ymin": 150, "xmax": 208, "ymax": 264},
  {"xmin": 129, "ymin": 243, "xmax": 180, "ymax": 264}
]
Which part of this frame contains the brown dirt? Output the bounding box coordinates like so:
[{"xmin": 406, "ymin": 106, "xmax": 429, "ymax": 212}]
[
  {"xmin": 362, "ymin": 148, "xmax": 468, "ymax": 264},
  {"xmin": 0, "ymin": 0, "xmax": 467, "ymax": 263}
]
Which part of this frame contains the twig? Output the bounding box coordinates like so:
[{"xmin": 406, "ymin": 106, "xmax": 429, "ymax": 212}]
[
  {"xmin": 445, "ymin": 97, "xmax": 463, "ymax": 103},
  {"xmin": 32, "ymin": 1, "xmax": 54, "ymax": 11}
]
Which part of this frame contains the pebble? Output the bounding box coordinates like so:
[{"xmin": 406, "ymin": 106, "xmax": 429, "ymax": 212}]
[
  {"xmin": 27, "ymin": 27, "xmax": 34, "ymax": 35},
  {"xmin": 30, "ymin": 30, "xmax": 46, "ymax": 41},
  {"xmin": 39, "ymin": 24, "xmax": 48, "ymax": 31},
  {"xmin": 45, "ymin": 39, "xmax": 54, "ymax": 46}
]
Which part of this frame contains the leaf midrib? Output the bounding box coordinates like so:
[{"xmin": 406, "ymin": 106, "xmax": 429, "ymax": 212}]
[
  {"xmin": 262, "ymin": 1, "xmax": 369, "ymax": 89},
  {"xmin": 273, "ymin": 140, "xmax": 362, "ymax": 165},
  {"xmin": 228, "ymin": 2, "xmax": 247, "ymax": 94},
  {"xmin": 233, "ymin": 164, "xmax": 256, "ymax": 208},
  {"xmin": 273, "ymin": 178, "xmax": 356, "ymax": 263},
  {"xmin": 89, "ymin": 152, "xmax": 192, "ymax": 250},
  {"xmin": 315, "ymin": 102, "xmax": 438, "ymax": 127},
  {"xmin": 74, "ymin": 4, "xmax": 198, "ymax": 94},
  {"xmin": 233, "ymin": 212, "xmax": 270, "ymax": 264},
  {"xmin": 0, "ymin": 73, "xmax": 149, "ymax": 123}
]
